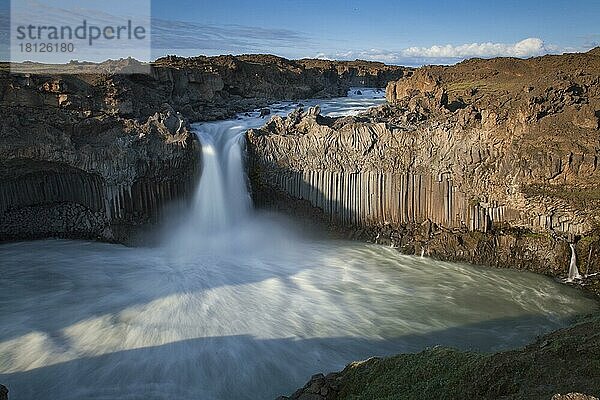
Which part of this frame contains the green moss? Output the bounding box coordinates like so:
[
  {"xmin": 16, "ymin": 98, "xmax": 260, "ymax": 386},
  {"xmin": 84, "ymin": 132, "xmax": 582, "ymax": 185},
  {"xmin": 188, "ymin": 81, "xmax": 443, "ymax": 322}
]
[
  {"xmin": 468, "ymin": 197, "xmax": 482, "ymax": 207},
  {"xmin": 579, "ymin": 234, "xmax": 600, "ymax": 248},
  {"xmin": 337, "ymin": 348, "xmax": 485, "ymax": 400},
  {"xmin": 521, "ymin": 231, "xmax": 550, "ymax": 240},
  {"xmin": 325, "ymin": 315, "xmax": 600, "ymax": 400}
]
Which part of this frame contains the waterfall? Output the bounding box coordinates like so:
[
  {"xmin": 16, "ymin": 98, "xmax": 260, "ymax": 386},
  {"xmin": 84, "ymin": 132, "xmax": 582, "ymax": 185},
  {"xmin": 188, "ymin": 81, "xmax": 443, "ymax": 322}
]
[
  {"xmin": 3, "ymin": 90, "xmax": 600, "ymax": 400},
  {"xmin": 163, "ymin": 89, "xmax": 386, "ymax": 249},
  {"xmin": 188, "ymin": 88, "xmax": 387, "ymax": 232},
  {"xmin": 567, "ymin": 243, "xmax": 583, "ymax": 282},
  {"xmin": 192, "ymin": 121, "xmax": 253, "ymax": 232}
]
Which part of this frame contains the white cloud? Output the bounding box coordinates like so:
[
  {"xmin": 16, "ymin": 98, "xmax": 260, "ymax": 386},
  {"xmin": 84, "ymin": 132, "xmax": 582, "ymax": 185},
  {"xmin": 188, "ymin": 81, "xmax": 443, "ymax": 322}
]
[
  {"xmin": 402, "ymin": 38, "xmax": 547, "ymax": 59},
  {"xmin": 315, "ymin": 53, "xmax": 330, "ymax": 60},
  {"xmin": 314, "ymin": 38, "xmax": 558, "ymax": 66}
]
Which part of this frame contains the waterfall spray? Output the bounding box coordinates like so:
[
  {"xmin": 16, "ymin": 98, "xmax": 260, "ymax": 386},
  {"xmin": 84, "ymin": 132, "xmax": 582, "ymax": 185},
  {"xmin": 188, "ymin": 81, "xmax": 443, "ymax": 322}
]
[{"xmin": 164, "ymin": 89, "xmax": 389, "ymax": 252}]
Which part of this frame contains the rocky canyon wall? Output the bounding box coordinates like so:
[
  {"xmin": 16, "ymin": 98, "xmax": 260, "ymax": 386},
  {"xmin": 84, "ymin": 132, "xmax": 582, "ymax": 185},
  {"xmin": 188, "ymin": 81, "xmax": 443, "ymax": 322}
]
[
  {"xmin": 298, "ymin": 59, "xmax": 411, "ymax": 89},
  {"xmin": 0, "ymin": 75, "xmax": 199, "ymax": 242},
  {"xmin": 248, "ymin": 49, "xmax": 600, "ymax": 278},
  {"xmin": 1, "ymin": 55, "xmax": 405, "ymax": 243},
  {"xmin": 152, "ymin": 55, "xmax": 411, "ymax": 121}
]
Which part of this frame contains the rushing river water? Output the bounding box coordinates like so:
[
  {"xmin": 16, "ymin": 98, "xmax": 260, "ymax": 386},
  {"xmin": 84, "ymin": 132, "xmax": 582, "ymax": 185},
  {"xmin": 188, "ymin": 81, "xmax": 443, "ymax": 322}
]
[{"xmin": 0, "ymin": 90, "xmax": 597, "ymax": 400}]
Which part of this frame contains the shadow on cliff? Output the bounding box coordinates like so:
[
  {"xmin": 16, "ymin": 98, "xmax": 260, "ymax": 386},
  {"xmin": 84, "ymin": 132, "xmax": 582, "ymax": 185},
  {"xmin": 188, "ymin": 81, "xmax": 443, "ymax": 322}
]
[
  {"xmin": 0, "ymin": 314, "xmax": 580, "ymax": 400},
  {"xmin": 250, "ymin": 165, "xmax": 370, "ymax": 237}
]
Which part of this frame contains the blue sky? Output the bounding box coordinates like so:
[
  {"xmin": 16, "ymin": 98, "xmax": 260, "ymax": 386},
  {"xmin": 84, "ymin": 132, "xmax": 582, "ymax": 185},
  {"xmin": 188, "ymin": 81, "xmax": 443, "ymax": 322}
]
[
  {"xmin": 149, "ymin": 0, "xmax": 600, "ymax": 64},
  {"xmin": 2, "ymin": 0, "xmax": 600, "ymax": 65}
]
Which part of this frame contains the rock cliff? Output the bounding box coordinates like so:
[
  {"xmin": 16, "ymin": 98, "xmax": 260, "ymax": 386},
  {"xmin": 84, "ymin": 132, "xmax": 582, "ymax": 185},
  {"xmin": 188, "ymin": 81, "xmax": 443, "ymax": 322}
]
[
  {"xmin": 248, "ymin": 49, "xmax": 600, "ymax": 280},
  {"xmin": 152, "ymin": 55, "xmax": 410, "ymax": 120},
  {"xmin": 0, "ymin": 55, "xmax": 403, "ymax": 243},
  {"xmin": 299, "ymin": 58, "xmax": 412, "ymax": 88},
  {"xmin": 0, "ymin": 69, "xmax": 200, "ymax": 242}
]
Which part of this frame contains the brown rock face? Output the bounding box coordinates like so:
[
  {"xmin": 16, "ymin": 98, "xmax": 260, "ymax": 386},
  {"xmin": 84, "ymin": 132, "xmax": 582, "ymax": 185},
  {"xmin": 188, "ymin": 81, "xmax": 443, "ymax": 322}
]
[
  {"xmin": 152, "ymin": 55, "xmax": 411, "ymax": 120},
  {"xmin": 0, "ymin": 90, "xmax": 200, "ymax": 243},
  {"xmin": 386, "ymin": 69, "xmax": 440, "ymax": 100},
  {"xmin": 248, "ymin": 49, "xmax": 600, "ymax": 279},
  {"xmin": 299, "ymin": 58, "xmax": 412, "ymax": 88}
]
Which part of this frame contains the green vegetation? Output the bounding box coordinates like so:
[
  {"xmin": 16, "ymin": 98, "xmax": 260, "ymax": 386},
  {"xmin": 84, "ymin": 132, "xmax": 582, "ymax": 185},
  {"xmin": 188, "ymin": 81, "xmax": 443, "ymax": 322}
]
[
  {"xmin": 468, "ymin": 196, "xmax": 482, "ymax": 207},
  {"xmin": 337, "ymin": 349, "xmax": 483, "ymax": 400},
  {"xmin": 520, "ymin": 231, "xmax": 551, "ymax": 240},
  {"xmin": 578, "ymin": 234, "xmax": 600, "ymax": 248}
]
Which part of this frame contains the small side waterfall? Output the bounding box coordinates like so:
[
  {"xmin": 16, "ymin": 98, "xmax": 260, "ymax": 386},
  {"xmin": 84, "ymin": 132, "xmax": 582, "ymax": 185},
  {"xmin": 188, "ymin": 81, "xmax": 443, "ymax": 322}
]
[{"xmin": 567, "ymin": 243, "xmax": 583, "ymax": 282}]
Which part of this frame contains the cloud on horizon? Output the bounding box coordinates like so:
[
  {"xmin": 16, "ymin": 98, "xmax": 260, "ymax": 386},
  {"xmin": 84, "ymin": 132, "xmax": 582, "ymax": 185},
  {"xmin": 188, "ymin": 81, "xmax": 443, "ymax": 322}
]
[
  {"xmin": 403, "ymin": 38, "xmax": 549, "ymax": 58},
  {"xmin": 316, "ymin": 38, "xmax": 566, "ymax": 66}
]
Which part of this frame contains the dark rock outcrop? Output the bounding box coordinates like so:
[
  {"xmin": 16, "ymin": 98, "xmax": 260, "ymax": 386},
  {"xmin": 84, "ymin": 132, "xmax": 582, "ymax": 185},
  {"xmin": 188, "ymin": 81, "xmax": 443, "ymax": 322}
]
[
  {"xmin": 0, "ymin": 84, "xmax": 200, "ymax": 243},
  {"xmin": 276, "ymin": 373, "xmax": 341, "ymax": 400},
  {"xmin": 152, "ymin": 55, "xmax": 411, "ymax": 120},
  {"xmin": 248, "ymin": 49, "xmax": 600, "ymax": 282},
  {"xmin": 299, "ymin": 58, "xmax": 412, "ymax": 88}
]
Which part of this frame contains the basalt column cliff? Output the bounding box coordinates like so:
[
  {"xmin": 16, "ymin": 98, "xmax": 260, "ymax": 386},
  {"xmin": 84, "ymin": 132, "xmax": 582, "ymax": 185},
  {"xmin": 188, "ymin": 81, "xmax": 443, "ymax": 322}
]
[{"xmin": 248, "ymin": 49, "xmax": 600, "ymax": 279}]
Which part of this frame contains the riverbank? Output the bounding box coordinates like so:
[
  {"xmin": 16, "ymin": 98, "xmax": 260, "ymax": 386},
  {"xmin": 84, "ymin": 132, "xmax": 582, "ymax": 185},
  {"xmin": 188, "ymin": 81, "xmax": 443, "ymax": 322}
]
[
  {"xmin": 6, "ymin": 234, "xmax": 594, "ymax": 399},
  {"xmin": 245, "ymin": 48, "xmax": 600, "ymax": 400},
  {"xmin": 277, "ymin": 313, "xmax": 600, "ymax": 400},
  {"xmin": 2, "ymin": 50, "xmax": 600, "ymax": 400}
]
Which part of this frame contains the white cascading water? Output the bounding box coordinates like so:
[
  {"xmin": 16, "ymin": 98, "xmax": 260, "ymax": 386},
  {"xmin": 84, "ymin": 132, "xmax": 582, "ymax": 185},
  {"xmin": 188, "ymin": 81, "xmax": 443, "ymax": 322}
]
[
  {"xmin": 0, "ymin": 89, "xmax": 597, "ymax": 400},
  {"xmin": 193, "ymin": 122, "xmax": 252, "ymax": 231},
  {"xmin": 567, "ymin": 243, "xmax": 583, "ymax": 282}
]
